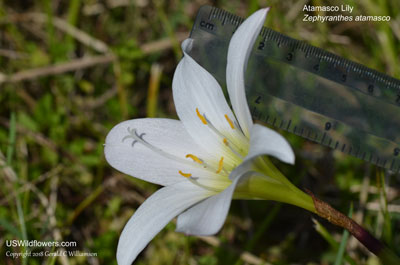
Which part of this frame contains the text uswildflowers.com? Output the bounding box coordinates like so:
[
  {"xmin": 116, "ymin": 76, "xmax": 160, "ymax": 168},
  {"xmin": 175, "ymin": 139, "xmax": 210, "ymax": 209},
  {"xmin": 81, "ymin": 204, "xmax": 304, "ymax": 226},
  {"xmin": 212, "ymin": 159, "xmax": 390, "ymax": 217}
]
[{"xmin": 6, "ymin": 240, "xmax": 77, "ymax": 248}]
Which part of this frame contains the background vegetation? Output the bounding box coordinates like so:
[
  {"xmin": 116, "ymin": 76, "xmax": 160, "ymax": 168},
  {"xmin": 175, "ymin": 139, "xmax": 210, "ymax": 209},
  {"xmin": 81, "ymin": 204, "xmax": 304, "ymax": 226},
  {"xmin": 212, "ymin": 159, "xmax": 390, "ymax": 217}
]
[{"xmin": 1, "ymin": 0, "xmax": 399, "ymax": 264}]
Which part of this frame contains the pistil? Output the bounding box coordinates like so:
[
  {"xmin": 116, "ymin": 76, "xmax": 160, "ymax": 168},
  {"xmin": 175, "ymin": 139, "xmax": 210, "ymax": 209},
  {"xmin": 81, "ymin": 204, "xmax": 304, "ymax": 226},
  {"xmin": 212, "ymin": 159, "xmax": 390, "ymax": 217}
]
[{"xmin": 123, "ymin": 127, "xmax": 201, "ymax": 168}]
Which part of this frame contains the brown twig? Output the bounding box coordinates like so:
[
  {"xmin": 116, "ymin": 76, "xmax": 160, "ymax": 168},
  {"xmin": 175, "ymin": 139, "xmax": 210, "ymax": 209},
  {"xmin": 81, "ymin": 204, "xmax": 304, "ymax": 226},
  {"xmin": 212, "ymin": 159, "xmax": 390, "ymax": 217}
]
[
  {"xmin": 0, "ymin": 32, "xmax": 188, "ymax": 85},
  {"xmin": 11, "ymin": 12, "xmax": 110, "ymax": 54},
  {"xmin": 307, "ymin": 190, "xmax": 384, "ymax": 255},
  {"xmin": 0, "ymin": 49, "xmax": 29, "ymax": 59},
  {"xmin": 0, "ymin": 54, "xmax": 116, "ymax": 84},
  {"xmin": 141, "ymin": 32, "xmax": 188, "ymax": 54},
  {"xmin": 83, "ymin": 0, "xmax": 148, "ymax": 16}
]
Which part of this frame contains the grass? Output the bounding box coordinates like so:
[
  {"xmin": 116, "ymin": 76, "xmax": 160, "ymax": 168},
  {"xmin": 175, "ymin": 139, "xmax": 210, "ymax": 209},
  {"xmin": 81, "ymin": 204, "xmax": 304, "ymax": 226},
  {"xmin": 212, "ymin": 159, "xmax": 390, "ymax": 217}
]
[{"xmin": 0, "ymin": 0, "xmax": 399, "ymax": 264}]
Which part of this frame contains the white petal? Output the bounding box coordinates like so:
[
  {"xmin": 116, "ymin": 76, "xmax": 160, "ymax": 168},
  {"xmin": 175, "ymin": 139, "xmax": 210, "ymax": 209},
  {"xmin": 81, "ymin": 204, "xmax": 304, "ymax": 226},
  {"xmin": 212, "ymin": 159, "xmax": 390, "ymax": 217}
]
[
  {"xmin": 104, "ymin": 118, "xmax": 217, "ymax": 186},
  {"xmin": 226, "ymin": 8, "xmax": 269, "ymax": 137},
  {"xmin": 117, "ymin": 181, "xmax": 210, "ymax": 265},
  {"xmin": 173, "ymin": 39, "xmax": 248, "ymax": 165},
  {"xmin": 246, "ymin": 124, "xmax": 295, "ymax": 164},
  {"xmin": 176, "ymin": 172, "xmax": 249, "ymax": 235}
]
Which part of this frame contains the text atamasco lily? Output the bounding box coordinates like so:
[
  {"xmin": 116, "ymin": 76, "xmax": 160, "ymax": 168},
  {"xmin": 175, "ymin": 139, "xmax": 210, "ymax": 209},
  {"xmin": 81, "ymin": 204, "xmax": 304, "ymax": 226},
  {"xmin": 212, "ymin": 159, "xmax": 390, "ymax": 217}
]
[{"xmin": 105, "ymin": 8, "xmax": 315, "ymax": 265}]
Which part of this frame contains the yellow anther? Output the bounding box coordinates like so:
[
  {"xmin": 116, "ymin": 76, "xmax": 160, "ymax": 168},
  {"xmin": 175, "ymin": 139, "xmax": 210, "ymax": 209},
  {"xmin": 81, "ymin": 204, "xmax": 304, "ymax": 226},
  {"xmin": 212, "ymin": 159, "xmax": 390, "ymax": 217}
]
[
  {"xmin": 196, "ymin": 108, "xmax": 208, "ymax": 125},
  {"xmin": 179, "ymin": 170, "xmax": 192, "ymax": 178},
  {"xmin": 216, "ymin": 157, "xmax": 224, "ymax": 174},
  {"xmin": 224, "ymin": 114, "xmax": 235, "ymax": 129},
  {"xmin": 223, "ymin": 138, "xmax": 229, "ymax": 146},
  {"xmin": 186, "ymin": 154, "xmax": 203, "ymax": 164}
]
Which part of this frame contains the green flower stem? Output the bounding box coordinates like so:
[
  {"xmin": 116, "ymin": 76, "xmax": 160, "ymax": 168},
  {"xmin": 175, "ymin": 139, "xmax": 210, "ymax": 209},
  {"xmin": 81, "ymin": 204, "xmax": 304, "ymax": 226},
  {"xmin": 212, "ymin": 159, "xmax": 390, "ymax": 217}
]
[
  {"xmin": 234, "ymin": 175, "xmax": 316, "ymax": 214},
  {"xmin": 233, "ymin": 158, "xmax": 400, "ymax": 264},
  {"xmin": 234, "ymin": 157, "xmax": 316, "ymax": 213}
]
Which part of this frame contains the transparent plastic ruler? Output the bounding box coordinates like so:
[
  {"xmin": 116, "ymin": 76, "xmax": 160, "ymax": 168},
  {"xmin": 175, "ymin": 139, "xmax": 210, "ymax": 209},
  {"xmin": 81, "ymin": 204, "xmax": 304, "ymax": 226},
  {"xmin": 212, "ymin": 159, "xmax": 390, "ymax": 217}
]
[{"xmin": 188, "ymin": 5, "xmax": 400, "ymax": 172}]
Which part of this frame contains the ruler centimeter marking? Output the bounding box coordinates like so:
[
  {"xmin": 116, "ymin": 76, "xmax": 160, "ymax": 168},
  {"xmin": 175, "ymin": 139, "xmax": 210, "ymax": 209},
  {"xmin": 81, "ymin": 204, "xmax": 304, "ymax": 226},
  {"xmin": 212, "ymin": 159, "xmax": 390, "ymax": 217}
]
[{"xmin": 189, "ymin": 6, "xmax": 400, "ymax": 172}]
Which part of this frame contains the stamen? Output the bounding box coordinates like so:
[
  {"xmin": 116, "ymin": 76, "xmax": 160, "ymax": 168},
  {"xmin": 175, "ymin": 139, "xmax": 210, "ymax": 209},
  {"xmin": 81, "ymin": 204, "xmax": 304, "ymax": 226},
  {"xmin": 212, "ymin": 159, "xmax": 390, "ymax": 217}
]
[
  {"xmin": 196, "ymin": 108, "xmax": 208, "ymax": 125},
  {"xmin": 186, "ymin": 154, "xmax": 221, "ymax": 172},
  {"xmin": 224, "ymin": 114, "xmax": 235, "ymax": 129},
  {"xmin": 185, "ymin": 154, "xmax": 203, "ymax": 164},
  {"xmin": 179, "ymin": 170, "xmax": 192, "ymax": 178},
  {"xmin": 216, "ymin": 157, "xmax": 224, "ymax": 173},
  {"xmin": 223, "ymin": 138, "xmax": 228, "ymax": 146}
]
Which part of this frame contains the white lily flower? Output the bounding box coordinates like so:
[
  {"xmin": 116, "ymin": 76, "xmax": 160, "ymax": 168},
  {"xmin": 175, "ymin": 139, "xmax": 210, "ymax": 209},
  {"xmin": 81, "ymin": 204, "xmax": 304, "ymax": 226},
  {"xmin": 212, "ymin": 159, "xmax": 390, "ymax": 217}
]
[{"xmin": 105, "ymin": 8, "xmax": 315, "ymax": 265}]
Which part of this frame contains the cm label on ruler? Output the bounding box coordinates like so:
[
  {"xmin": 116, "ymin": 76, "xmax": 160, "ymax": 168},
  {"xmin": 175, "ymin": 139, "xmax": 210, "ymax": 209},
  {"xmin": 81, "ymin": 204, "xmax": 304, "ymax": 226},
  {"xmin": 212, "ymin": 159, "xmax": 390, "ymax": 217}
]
[{"xmin": 189, "ymin": 6, "xmax": 400, "ymax": 172}]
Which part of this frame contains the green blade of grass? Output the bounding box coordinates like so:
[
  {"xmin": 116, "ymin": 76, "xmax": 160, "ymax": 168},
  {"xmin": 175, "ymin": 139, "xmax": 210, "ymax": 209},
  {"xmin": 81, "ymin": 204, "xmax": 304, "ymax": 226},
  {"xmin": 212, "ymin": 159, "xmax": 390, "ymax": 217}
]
[
  {"xmin": 334, "ymin": 204, "xmax": 353, "ymax": 265},
  {"xmin": 313, "ymin": 218, "xmax": 357, "ymax": 265},
  {"xmin": 377, "ymin": 169, "xmax": 392, "ymax": 246},
  {"xmin": 8, "ymin": 112, "xmax": 28, "ymax": 265}
]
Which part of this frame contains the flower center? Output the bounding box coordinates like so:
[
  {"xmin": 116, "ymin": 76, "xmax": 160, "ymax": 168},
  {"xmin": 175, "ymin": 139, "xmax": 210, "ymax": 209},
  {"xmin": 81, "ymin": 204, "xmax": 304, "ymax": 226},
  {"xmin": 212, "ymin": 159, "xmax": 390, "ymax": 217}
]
[
  {"xmin": 195, "ymin": 107, "xmax": 246, "ymax": 160},
  {"xmin": 122, "ymin": 107, "xmax": 249, "ymax": 192}
]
